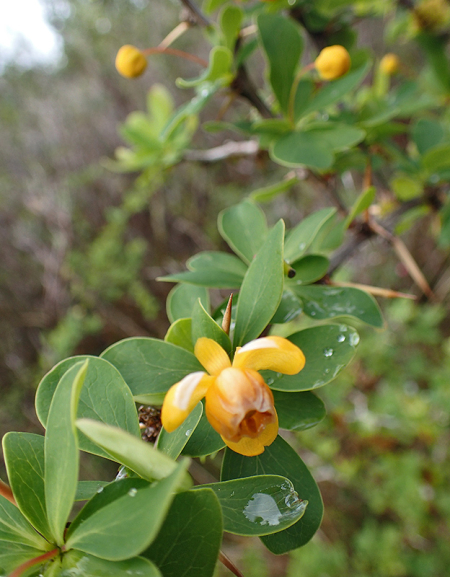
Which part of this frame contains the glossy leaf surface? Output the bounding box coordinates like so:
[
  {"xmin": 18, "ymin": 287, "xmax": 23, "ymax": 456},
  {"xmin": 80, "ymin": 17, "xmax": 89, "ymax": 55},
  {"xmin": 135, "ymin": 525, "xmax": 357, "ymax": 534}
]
[
  {"xmin": 60, "ymin": 551, "xmax": 161, "ymax": 577},
  {"xmin": 164, "ymin": 318, "xmax": 194, "ymax": 352},
  {"xmin": 284, "ymin": 208, "xmax": 337, "ymax": 263},
  {"xmin": 166, "ymin": 283, "xmax": 209, "ymax": 324},
  {"xmin": 156, "ymin": 402, "xmax": 203, "ymax": 459},
  {"xmin": 263, "ymin": 324, "xmax": 359, "ymax": 391},
  {"xmin": 3, "ymin": 432, "xmax": 52, "ymax": 541},
  {"xmin": 199, "ymin": 475, "xmax": 307, "ymax": 536},
  {"xmin": 36, "ymin": 356, "xmax": 140, "ymax": 458},
  {"xmin": 222, "ymin": 436, "xmax": 323, "ymax": 554},
  {"xmin": 101, "ymin": 338, "xmax": 203, "ymax": 396},
  {"xmin": 233, "ymin": 220, "xmax": 284, "ymax": 347},
  {"xmin": 274, "ymin": 390, "xmax": 326, "ymax": 431},
  {"xmin": 182, "ymin": 405, "xmax": 226, "ymax": 457},
  {"xmin": 144, "ymin": 489, "xmax": 222, "ymax": 577}
]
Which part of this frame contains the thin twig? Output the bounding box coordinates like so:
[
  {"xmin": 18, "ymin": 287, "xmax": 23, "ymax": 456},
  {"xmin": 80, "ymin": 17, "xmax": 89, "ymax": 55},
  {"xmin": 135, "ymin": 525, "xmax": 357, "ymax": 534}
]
[
  {"xmin": 183, "ymin": 140, "xmax": 259, "ymax": 162},
  {"xmin": 179, "ymin": 0, "xmax": 211, "ymax": 26},
  {"xmin": 329, "ymin": 280, "xmax": 417, "ymax": 300},
  {"xmin": 158, "ymin": 22, "xmax": 191, "ymax": 49}
]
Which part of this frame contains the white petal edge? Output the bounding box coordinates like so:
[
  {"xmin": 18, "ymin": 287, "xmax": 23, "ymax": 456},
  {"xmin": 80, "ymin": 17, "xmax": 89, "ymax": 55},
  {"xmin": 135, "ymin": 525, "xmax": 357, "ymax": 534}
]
[{"xmin": 173, "ymin": 371, "xmax": 207, "ymax": 410}]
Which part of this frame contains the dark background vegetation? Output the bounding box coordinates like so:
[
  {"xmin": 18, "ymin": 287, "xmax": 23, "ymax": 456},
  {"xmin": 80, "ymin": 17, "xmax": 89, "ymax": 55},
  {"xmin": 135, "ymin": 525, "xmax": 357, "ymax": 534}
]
[{"xmin": 1, "ymin": 1, "xmax": 450, "ymax": 575}]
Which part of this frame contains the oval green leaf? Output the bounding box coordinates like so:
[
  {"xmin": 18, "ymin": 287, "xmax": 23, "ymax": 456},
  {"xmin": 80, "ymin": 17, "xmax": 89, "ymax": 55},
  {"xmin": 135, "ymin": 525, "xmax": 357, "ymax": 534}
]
[
  {"xmin": 284, "ymin": 208, "xmax": 337, "ymax": 263},
  {"xmin": 156, "ymin": 402, "xmax": 203, "ymax": 460},
  {"xmin": 274, "ymin": 390, "xmax": 326, "ymax": 431},
  {"xmin": 192, "ymin": 299, "xmax": 231, "ymax": 355},
  {"xmin": 166, "ymin": 283, "xmax": 209, "ymax": 324}
]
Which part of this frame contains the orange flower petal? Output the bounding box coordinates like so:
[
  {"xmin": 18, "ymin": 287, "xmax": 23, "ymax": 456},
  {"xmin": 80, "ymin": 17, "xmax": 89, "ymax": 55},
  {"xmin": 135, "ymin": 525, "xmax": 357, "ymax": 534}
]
[
  {"xmin": 161, "ymin": 372, "xmax": 213, "ymax": 432},
  {"xmin": 195, "ymin": 337, "xmax": 231, "ymax": 376},
  {"xmin": 222, "ymin": 416, "xmax": 278, "ymax": 457},
  {"xmin": 233, "ymin": 336, "xmax": 305, "ymax": 375}
]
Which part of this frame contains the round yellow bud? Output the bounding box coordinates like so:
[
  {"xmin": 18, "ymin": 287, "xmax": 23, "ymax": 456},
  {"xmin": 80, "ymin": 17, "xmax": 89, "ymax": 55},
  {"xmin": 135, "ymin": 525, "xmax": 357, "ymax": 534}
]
[
  {"xmin": 315, "ymin": 45, "xmax": 351, "ymax": 81},
  {"xmin": 115, "ymin": 45, "xmax": 147, "ymax": 78},
  {"xmin": 380, "ymin": 53, "xmax": 400, "ymax": 75}
]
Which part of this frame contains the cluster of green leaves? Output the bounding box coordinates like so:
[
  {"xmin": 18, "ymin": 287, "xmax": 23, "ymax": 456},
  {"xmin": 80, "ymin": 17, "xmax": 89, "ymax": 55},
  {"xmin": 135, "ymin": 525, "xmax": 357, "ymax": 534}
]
[{"xmin": 0, "ymin": 197, "xmax": 372, "ymax": 576}]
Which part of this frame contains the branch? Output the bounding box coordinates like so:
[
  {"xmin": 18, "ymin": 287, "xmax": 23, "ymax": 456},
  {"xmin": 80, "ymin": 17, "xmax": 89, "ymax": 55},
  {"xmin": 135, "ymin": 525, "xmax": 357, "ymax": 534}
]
[
  {"xmin": 179, "ymin": 0, "xmax": 211, "ymax": 26},
  {"xmin": 232, "ymin": 65, "xmax": 273, "ymax": 118},
  {"xmin": 183, "ymin": 140, "xmax": 259, "ymax": 162}
]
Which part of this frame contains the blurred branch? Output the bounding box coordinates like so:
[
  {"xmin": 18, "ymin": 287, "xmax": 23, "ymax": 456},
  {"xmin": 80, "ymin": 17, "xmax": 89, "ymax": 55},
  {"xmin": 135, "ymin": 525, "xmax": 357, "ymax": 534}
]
[
  {"xmin": 179, "ymin": 0, "xmax": 211, "ymax": 26},
  {"xmin": 232, "ymin": 65, "xmax": 273, "ymax": 118},
  {"xmin": 183, "ymin": 140, "xmax": 259, "ymax": 162}
]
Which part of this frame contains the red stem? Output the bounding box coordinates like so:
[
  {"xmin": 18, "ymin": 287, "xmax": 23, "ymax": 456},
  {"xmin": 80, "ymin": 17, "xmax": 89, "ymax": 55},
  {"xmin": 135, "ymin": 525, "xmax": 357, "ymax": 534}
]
[
  {"xmin": 8, "ymin": 549, "xmax": 59, "ymax": 577},
  {"xmin": 0, "ymin": 480, "xmax": 16, "ymax": 506},
  {"xmin": 142, "ymin": 46, "xmax": 208, "ymax": 68}
]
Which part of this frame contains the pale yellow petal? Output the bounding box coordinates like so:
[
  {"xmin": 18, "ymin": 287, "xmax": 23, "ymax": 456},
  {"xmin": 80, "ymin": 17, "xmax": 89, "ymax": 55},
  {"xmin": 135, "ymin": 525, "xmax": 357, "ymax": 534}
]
[
  {"xmin": 161, "ymin": 372, "xmax": 213, "ymax": 432},
  {"xmin": 232, "ymin": 336, "xmax": 305, "ymax": 375},
  {"xmin": 194, "ymin": 337, "xmax": 231, "ymax": 376},
  {"xmin": 222, "ymin": 416, "xmax": 279, "ymax": 457}
]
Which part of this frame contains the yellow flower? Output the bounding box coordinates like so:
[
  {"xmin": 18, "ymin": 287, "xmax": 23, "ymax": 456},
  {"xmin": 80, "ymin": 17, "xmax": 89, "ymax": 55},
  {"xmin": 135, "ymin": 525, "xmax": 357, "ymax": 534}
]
[
  {"xmin": 115, "ymin": 45, "xmax": 147, "ymax": 78},
  {"xmin": 315, "ymin": 45, "xmax": 351, "ymax": 81},
  {"xmin": 161, "ymin": 336, "xmax": 305, "ymax": 456},
  {"xmin": 380, "ymin": 53, "xmax": 400, "ymax": 76}
]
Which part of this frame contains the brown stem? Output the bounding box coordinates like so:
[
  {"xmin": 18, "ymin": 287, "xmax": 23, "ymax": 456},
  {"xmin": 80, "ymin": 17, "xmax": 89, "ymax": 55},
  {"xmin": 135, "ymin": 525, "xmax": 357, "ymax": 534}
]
[
  {"xmin": 232, "ymin": 66, "xmax": 273, "ymax": 118},
  {"xmin": 0, "ymin": 479, "xmax": 16, "ymax": 506},
  {"xmin": 219, "ymin": 551, "xmax": 245, "ymax": 577},
  {"xmin": 179, "ymin": 0, "xmax": 211, "ymax": 26},
  {"xmin": 9, "ymin": 549, "xmax": 59, "ymax": 577},
  {"xmin": 142, "ymin": 46, "xmax": 208, "ymax": 68}
]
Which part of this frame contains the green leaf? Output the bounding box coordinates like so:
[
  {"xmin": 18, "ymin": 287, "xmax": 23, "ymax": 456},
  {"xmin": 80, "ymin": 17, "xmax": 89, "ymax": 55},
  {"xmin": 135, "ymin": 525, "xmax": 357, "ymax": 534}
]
[
  {"xmin": 165, "ymin": 318, "xmax": 194, "ymax": 352},
  {"xmin": 147, "ymin": 84, "xmax": 174, "ymax": 134},
  {"xmin": 75, "ymin": 481, "xmax": 109, "ymax": 502},
  {"xmin": 221, "ymin": 436, "xmax": 323, "ymax": 553},
  {"xmin": 294, "ymin": 285, "xmax": 384, "ymax": 327},
  {"xmin": 60, "ymin": 550, "xmax": 162, "ymax": 577},
  {"xmin": 391, "ymin": 176, "xmax": 423, "ymax": 201},
  {"xmin": 249, "ymin": 176, "xmax": 299, "ymax": 203},
  {"xmin": 422, "ymin": 144, "xmax": 450, "ymax": 174},
  {"xmin": 290, "ymin": 255, "xmax": 329, "ymax": 284},
  {"xmin": 36, "ymin": 356, "xmax": 140, "ymax": 459},
  {"xmin": 411, "ymin": 118, "xmax": 444, "ymax": 155},
  {"xmin": 66, "ymin": 463, "xmax": 188, "ymax": 561},
  {"xmin": 233, "ymin": 220, "xmax": 285, "ymax": 347},
  {"xmin": 0, "ymin": 540, "xmax": 49, "ymax": 575},
  {"xmin": 274, "ymin": 390, "xmax": 326, "ymax": 431},
  {"xmin": 182, "ymin": 404, "xmax": 226, "ymax": 457},
  {"xmin": 198, "ymin": 475, "xmax": 307, "ymax": 536},
  {"xmin": 177, "ymin": 46, "xmax": 233, "ymax": 88},
  {"xmin": 76, "ymin": 420, "xmax": 190, "ymax": 487},
  {"xmin": 0, "ymin": 494, "xmax": 50, "ymax": 554},
  {"xmin": 2, "ymin": 433, "xmax": 52, "ymax": 541},
  {"xmin": 144, "ymin": 489, "xmax": 222, "ymax": 577},
  {"xmin": 284, "ymin": 208, "xmax": 337, "ymax": 263},
  {"xmin": 166, "ymin": 283, "xmax": 209, "ymax": 324},
  {"xmin": 304, "ymin": 122, "xmax": 366, "ymax": 151},
  {"xmin": 156, "ymin": 402, "xmax": 203, "ymax": 460},
  {"xmin": 257, "ymin": 13, "xmax": 303, "ymax": 115},
  {"xmin": 192, "ymin": 299, "xmax": 231, "ymax": 355},
  {"xmin": 220, "ymin": 5, "xmax": 243, "ymax": 51},
  {"xmin": 101, "ymin": 338, "xmax": 203, "ymax": 396},
  {"xmin": 158, "ymin": 260, "xmax": 244, "ymax": 288},
  {"xmin": 45, "ymin": 360, "xmax": 88, "ymax": 545},
  {"xmin": 262, "ymin": 324, "xmax": 359, "ymax": 391},
  {"xmin": 300, "ymin": 62, "xmax": 370, "ymax": 117},
  {"xmin": 270, "ymin": 290, "xmax": 303, "ymax": 324},
  {"xmin": 270, "ymin": 131, "xmax": 334, "ymax": 170},
  {"xmin": 218, "ymin": 201, "xmax": 268, "ymax": 265},
  {"xmin": 344, "ymin": 186, "xmax": 376, "ymax": 228}
]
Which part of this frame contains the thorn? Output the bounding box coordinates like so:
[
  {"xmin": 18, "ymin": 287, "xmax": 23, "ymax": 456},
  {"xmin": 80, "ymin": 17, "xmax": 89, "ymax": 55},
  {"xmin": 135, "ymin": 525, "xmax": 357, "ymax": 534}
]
[
  {"xmin": 219, "ymin": 551, "xmax": 245, "ymax": 577},
  {"xmin": 222, "ymin": 294, "xmax": 233, "ymax": 335}
]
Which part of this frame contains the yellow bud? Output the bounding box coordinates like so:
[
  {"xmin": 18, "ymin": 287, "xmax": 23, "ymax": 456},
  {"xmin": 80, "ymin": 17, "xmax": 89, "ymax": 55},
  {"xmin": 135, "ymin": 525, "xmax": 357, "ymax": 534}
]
[
  {"xmin": 380, "ymin": 53, "xmax": 400, "ymax": 76},
  {"xmin": 315, "ymin": 45, "xmax": 351, "ymax": 81},
  {"xmin": 115, "ymin": 45, "xmax": 147, "ymax": 78}
]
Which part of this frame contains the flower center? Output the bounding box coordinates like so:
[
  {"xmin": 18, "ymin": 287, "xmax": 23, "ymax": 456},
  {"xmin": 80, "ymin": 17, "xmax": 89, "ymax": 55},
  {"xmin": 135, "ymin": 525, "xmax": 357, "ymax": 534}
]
[{"xmin": 238, "ymin": 410, "xmax": 275, "ymax": 439}]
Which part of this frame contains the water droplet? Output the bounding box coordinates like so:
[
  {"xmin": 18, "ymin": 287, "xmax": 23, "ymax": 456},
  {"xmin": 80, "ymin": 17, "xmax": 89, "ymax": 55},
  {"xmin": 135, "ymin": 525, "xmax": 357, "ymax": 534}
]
[
  {"xmin": 337, "ymin": 334, "xmax": 346, "ymax": 343},
  {"xmin": 298, "ymin": 242, "xmax": 306, "ymax": 251},
  {"xmin": 349, "ymin": 332, "xmax": 360, "ymax": 346},
  {"xmin": 128, "ymin": 488, "xmax": 138, "ymax": 497},
  {"xmin": 324, "ymin": 368, "xmax": 330, "ymax": 374},
  {"xmin": 323, "ymin": 348, "xmax": 334, "ymax": 357},
  {"xmin": 276, "ymin": 372, "xmax": 282, "ymax": 378},
  {"xmin": 310, "ymin": 311, "xmax": 316, "ymax": 316},
  {"xmin": 96, "ymin": 486, "xmax": 104, "ymax": 493},
  {"xmin": 185, "ymin": 429, "xmax": 192, "ymax": 436}
]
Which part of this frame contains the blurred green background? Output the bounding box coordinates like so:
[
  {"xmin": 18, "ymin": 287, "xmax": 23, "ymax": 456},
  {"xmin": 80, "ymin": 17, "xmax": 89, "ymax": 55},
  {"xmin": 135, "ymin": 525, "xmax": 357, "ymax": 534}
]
[{"xmin": 1, "ymin": 1, "xmax": 450, "ymax": 576}]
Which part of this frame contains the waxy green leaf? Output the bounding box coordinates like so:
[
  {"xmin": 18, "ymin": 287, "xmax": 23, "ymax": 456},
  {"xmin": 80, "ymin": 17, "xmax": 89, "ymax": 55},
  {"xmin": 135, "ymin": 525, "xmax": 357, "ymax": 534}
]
[
  {"xmin": 257, "ymin": 13, "xmax": 303, "ymax": 115},
  {"xmin": 36, "ymin": 356, "xmax": 140, "ymax": 458},
  {"xmin": 182, "ymin": 405, "xmax": 226, "ymax": 457},
  {"xmin": 192, "ymin": 299, "xmax": 231, "ymax": 355},
  {"xmin": 60, "ymin": 550, "xmax": 162, "ymax": 577},
  {"xmin": 284, "ymin": 208, "xmax": 337, "ymax": 263},
  {"xmin": 233, "ymin": 220, "xmax": 284, "ymax": 347},
  {"xmin": 76, "ymin": 419, "xmax": 190, "ymax": 487},
  {"xmin": 263, "ymin": 324, "xmax": 359, "ymax": 391},
  {"xmin": 0, "ymin": 494, "xmax": 50, "ymax": 554},
  {"xmin": 156, "ymin": 402, "xmax": 203, "ymax": 459},
  {"xmin": 101, "ymin": 338, "xmax": 203, "ymax": 396},
  {"xmin": 222, "ymin": 436, "xmax": 323, "ymax": 554},
  {"xmin": 218, "ymin": 200, "xmax": 268, "ymax": 265},
  {"xmin": 294, "ymin": 285, "xmax": 384, "ymax": 327},
  {"xmin": 274, "ymin": 391, "xmax": 326, "ymax": 431},
  {"xmin": 144, "ymin": 489, "xmax": 222, "ymax": 577},
  {"xmin": 45, "ymin": 360, "xmax": 88, "ymax": 545},
  {"xmin": 3, "ymin": 432, "xmax": 52, "ymax": 541},
  {"xmin": 290, "ymin": 255, "xmax": 329, "ymax": 284},
  {"xmin": 75, "ymin": 481, "xmax": 109, "ymax": 502},
  {"xmin": 66, "ymin": 463, "xmax": 188, "ymax": 561},
  {"xmin": 271, "ymin": 131, "xmax": 334, "ymax": 170},
  {"xmin": 166, "ymin": 283, "xmax": 209, "ymax": 324},
  {"xmin": 165, "ymin": 318, "xmax": 194, "ymax": 352},
  {"xmin": 198, "ymin": 475, "xmax": 307, "ymax": 536}
]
